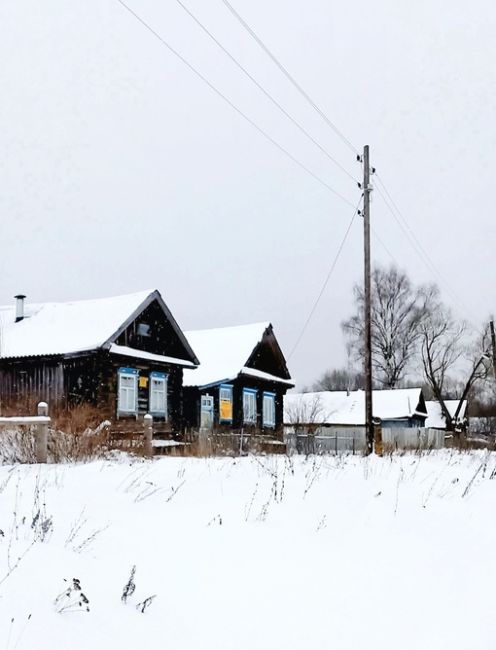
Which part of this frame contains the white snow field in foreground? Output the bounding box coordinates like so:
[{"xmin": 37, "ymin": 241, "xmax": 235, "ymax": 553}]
[{"xmin": 1, "ymin": 451, "xmax": 496, "ymax": 650}]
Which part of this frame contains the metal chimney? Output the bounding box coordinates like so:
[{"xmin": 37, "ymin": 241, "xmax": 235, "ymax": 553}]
[{"xmin": 14, "ymin": 294, "xmax": 26, "ymax": 322}]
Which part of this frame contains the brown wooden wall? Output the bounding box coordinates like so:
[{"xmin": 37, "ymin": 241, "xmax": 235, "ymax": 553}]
[
  {"xmin": 0, "ymin": 351, "xmax": 185, "ymax": 433},
  {"xmin": 97, "ymin": 351, "xmax": 184, "ymax": 432},
  {"xmin": 0, "ymin": 358, "xmax": 65, "ymax": 414}
]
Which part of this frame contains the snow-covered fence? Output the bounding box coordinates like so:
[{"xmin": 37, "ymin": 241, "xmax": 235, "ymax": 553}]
[
  {"xmin": 381, "ymin": 427, "xmax": 445, "ymax": 450},
  {"xmin": 0, "ymin": 401, "xmax": 51, "ymax": 462},
  {"xmin": 285, "ymin": 426, "xmax": 445, "ymax": 454},
  {"xmin": 285, "ymin": 427, "xmax": 367, "ymax": 455}
]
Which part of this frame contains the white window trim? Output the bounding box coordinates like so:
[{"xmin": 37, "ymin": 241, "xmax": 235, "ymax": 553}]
[
  {"xmin": 118, "ymin": 369, "xmax": 138, "ymax": 415},
  {"xmin": 149, "ymin": 373, "xmax": 168, "ymax": 419},
  {"xmin": 263, "ymin": 392, "xmax": 276, "ymax": 428},
  {"xmin": 243, "ymin": 388, "xmax": 257, "ymax": 425}
]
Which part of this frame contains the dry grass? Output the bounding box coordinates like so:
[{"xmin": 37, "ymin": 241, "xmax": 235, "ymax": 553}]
[
  {"xmin": 52, "ymin": 404, "xmax": 104, "ymax": 435},
  {"xmin": 0, "ymin": 405, "xmax": 116, "ymax": 464},
  {"xmin": 0, "ymin": 428, "xmax": 36, "ymax": 464}
]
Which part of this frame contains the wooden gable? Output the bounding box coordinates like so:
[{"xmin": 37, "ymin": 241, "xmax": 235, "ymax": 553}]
[
  {"xmin": 415, "ymin": 390, "xmax": 428, "ymax": 418},
  {"xmin": 108, "ymin": 291, "xmax": 198, "ymax": 364},
  {"xmin": 244, "ymin": 325, "xmax": 291, "ymax": 380}
]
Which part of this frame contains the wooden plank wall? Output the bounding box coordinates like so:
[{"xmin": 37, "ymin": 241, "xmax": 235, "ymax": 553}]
[{"xmin": 0, "ymin": 360, "xmax": 65, "ymax": 413}]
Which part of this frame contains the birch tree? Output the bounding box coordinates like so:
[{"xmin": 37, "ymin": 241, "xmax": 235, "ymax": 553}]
[{"xmin": 342, "ymin": 265, "xmax": 429, "ymax": 388}]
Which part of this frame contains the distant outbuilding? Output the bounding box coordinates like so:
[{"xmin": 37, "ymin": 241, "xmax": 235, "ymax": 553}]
[
  {"xmin": 425, "ymin": 400, "xmax": 467, "ymax": 430},
  {"xmin": 284, "ymin": 388, "xmax": 428, "ymax": 430}
]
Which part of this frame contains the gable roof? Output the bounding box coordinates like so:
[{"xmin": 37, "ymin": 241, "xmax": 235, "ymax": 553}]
[
  {"xmin": 425, "ymin": 400, "xmax": 467, "ymax": 429},
  {"xmin": 284, "ymin": 388, "xmax": 427, "ymax": 426},
  {"xmin": 183, "ymin": 322, "xmax": 293, "ymax": 388},
  {"xmin": 0, "ymin": 289, "xmax": 198, "ymax": 366}
]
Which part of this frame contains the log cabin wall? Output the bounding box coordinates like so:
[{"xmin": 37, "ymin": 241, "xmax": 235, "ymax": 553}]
[
  {"xmin": 182, "ymin": 386, "xmax": 201, "ymax": 429},
  {"xmin": 63, "ymin": 354, "xmax": 101, "ymax": 408},
  {"xmin": 95, "ymin": 351, "xmax": 184, "ymax": 433},
  {"xmin": 183, "ymin": 377, "xmax": 288, "ymax": 435},
  {"xmin": 0, "ymin": 358, "xmax": 65, "ymax": 414},
  {"xmin": 0, "ymin": 351, "xmax": 185, "ymax": 433}
]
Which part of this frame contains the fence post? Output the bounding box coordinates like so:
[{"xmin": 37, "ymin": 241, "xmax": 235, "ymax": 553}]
[
  {"xmin": 373, "ymin": 418, "xmax": 383, "ymax": 456},
  {"xmin": 144, "ymin": 414, "xmax": 153, "ymax": 458},
  {"xmin": 36, "ymin": 402, "xmax": 49, "ymax": 464}
]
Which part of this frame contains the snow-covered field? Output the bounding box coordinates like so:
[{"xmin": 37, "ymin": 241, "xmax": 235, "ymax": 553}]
[{"xmin": 1, "ymin": 451, "xmax": 495, "ymax": 650}]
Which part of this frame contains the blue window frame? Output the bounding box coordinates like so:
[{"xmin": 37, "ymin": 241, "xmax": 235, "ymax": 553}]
[
  {"xmin": 243, "ymin": 388, "xmax": 257, "ymax": 425},
  {"xmin": 219, "ymin": 384, "xmax": 233, "ymax": 423},
  {"xmin": 149, "ymin": 371, "xmax": 168, "ymax": 418},
  {"xmin": 118, "ymin": 368, "xmax": 138, "ymax": 415},
  {"xmin": 263, "ymin": 392, "xmax": 276, "ymax": 428}
]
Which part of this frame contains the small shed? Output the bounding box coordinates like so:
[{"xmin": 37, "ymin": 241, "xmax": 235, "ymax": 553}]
[
  {"xmin": 284, "ymin": 388, "xmax": 428, "ymax": 431},
  {"xmin": 182, "ymin": 322, "xmax": 293, "ymax": 433},
  {"xmin": 425, "ymin": 400, "xmax": 468, "ymax": 429},
  {"xmin": 0, "ymin": 290, "xmax": 199, "ymax": 431}
]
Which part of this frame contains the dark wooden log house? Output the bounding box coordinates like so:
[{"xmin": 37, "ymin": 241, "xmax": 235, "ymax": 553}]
[
  {"xmin": 182, "ymin": 322, "xmax": 293, "ymax": 434},
  {"xmin": 0, "ymin": 291, "xmax": 199, "ymax": 431}
]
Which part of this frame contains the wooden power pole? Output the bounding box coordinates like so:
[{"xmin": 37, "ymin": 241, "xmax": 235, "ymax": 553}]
[
  {"xmin": 363, "ymin": 145, "xmax": 374, "ymax": 454},
  {"xmin": 490, "ymin": 320, "xmax": 496, "ymax": 379}
]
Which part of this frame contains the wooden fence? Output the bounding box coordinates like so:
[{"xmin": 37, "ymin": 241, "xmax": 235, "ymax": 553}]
[
  {"xmin": 0, "ymin": 406, "xmax": 159, "ymax": 463},
  {"xmin": 0, "ymin": 402, "xmax": 51, "ymax": 462},
  {"xmin": 381, "ymin": 427, "xmax": 445, "ymax": 450},
  {"xmin": 285, "ymin": 426, "xmax": 445, "ymax": 454}
]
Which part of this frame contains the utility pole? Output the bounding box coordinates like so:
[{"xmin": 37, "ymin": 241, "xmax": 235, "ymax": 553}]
[
  {"xmin": 490, "ymin": 320, "xmax": 496, "ymax": 379},
  {"xmin": 363, "ymin": 145, "xmax": 374, "ymax": 454}
]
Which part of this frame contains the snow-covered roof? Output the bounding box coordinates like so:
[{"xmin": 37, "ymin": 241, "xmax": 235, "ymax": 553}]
[
  {"xmin": 183, "ymin": 322, "xmax": 292, "ymax": 387},
  {"xmin": 239, "ymin": 367, "xmax": 294, "ymax": 386},
  {"xmin": 109, "ymin": 344, "xmax": 197, "ymax": 368},
  {"xmin": 0, "ymin": 290, "xmax": 196, "ymax": 363},
  {"xmin": 425, "ymin": 400, "xmax": 467, "ymax": 429},
  {"xmin": 284, "ymin": 388, "xmax": 426, "ymax": 426}
]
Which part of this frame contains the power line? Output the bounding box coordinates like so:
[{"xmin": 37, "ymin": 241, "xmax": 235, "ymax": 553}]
[
  {"xmin": 373, "ymin": 175, "xmax": 475, "ymax": 321},
  {"xmin": 174, "ymin": 0, "xmax": 357, "ymax": 185},
  {"xmin": 370, "ymin": 227, "xmax": 402, "ymax": 266},
  {"xmin": 287, "ymin": 197, "xmax": 362, "ymax": 360},
  {"xmin": 221, "ymin": 0, "xmax": 359, "ymax": 156},
  {"xmin": 373, "ymin": 181, "xmax": 452, "ymax": 290},
  {"xmin": 115, "ymin": 0, "xmax": 356, "ymax": 208},
  {"xmin": 375, "ymin": 174, "xmax": 449, "ymax": 278},
  {"xmin": 212, "ymin": 1, "xmax": 474, "ymax": 327}
]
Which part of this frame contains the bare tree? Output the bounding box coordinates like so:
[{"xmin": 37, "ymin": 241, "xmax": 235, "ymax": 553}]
[
  {"xmin": 284, "ymin": 394, "xmax": 324, "ymax": 436},
  {"xmin": 420, "ymin": 293, "xmax": 491, "ymax": 431},
  {"xmin": 312, "ymin": 367, "xmax": 362, "ymax": 392},
  {"xmin": 285, "ymin": 394, "xmax": 326, "ymax": 456},
  {"xmin": 342, "ymin": 265, "xmax": 429, "ymax": 388}
]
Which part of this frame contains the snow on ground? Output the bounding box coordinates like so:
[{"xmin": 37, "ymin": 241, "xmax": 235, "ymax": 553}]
[{"xmin": 1, "ymin": 451, "xmax": 496, "ymax": 650}]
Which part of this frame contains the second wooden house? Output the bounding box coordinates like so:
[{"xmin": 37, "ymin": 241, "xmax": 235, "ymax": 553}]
[{"xmin": 182, "ymin": 322, "xmax": 293, "ymax": 434}]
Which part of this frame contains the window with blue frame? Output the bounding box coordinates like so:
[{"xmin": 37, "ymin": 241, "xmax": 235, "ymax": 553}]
[
  {"xmin": 219, "ymin": 384, "xmax": 233, "ymax": 423},
  {"xmin": 263, "ymin": 392, "xmax": 276, "ymax": 427},
  {"xmin": 118, "ymin": 368, "xmax": 138, "ymax": 415},
  {"xmin": 149, "ymin": 371, "xmax": 168, "ymax": 418},
  {"xmin": 243, "ymin": 388, "xmax": 257, "ymax": 425}
]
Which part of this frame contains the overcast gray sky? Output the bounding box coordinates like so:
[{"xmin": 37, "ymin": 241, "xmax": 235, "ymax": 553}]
[{"xmin": 1, "ymin": 0, "xmax": 495, "ymax": 387}]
